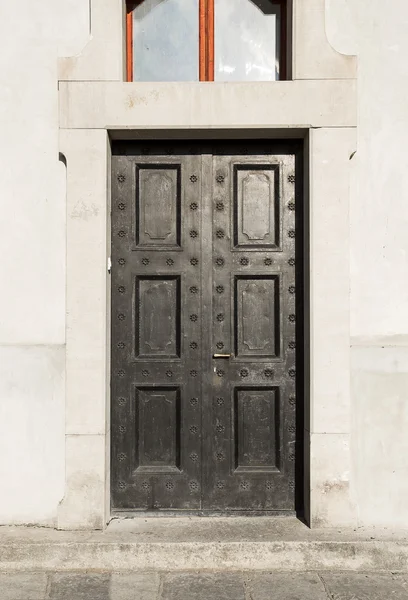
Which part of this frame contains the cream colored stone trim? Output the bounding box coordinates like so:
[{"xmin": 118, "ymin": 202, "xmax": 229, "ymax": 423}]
[{"xmin": 59, "ymin": 80, "xmax": 356, "ymax": 130}]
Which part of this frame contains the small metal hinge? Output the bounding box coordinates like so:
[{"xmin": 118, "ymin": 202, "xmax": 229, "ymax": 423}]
[{"xmin": 108, "ymin": 257, "xmax": 112, "ymax": 274}]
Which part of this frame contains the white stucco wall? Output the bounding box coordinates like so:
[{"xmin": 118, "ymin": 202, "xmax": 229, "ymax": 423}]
[
  {"xmin": 0, "ymin": 0, "xmax": 407, "ymax": 528},
  {"xmin": 349, "ymin": 0, "xmax": 408, "ymax": 527},
  {"xmin": 0, "ymin": 0, "xmax": 88, "ymax": 525}
]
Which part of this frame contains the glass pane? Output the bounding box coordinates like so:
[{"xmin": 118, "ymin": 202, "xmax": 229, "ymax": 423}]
[
  {"xmin": 133, "ymin": 0, "xmax": 199, "ymax": 82},
  {"xmin": 214, "ymin": 0, "xmax": 281, "ymax": 81}
]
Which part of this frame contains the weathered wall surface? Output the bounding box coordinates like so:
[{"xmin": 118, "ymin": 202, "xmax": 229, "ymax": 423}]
[
  {"xmin": 349, "ymin": 0, "xmax": 408, "ymax": 527},
  {"xmin": 327, "ymin": 0, "xmax": 408, "ymax": 526},
  {"xmin": 0, "ymin": 0, "xmax": 87, "ymax": 525}
]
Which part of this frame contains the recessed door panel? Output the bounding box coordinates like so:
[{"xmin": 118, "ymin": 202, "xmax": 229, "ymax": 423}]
[{"xmin": 235, "ymin": 276, "xmax": 280, "ymax": 358}]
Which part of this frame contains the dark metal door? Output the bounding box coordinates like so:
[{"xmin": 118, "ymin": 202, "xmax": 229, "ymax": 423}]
[{"xmin": 111, "ymin": 141, "xmax": 301, "ymax": 513}]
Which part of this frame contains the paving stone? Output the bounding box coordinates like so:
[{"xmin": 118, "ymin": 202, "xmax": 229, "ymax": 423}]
[
  {"xmin": 320, "ymin": 572, "xmax": 408, "ymax": 600},
  {"xmin": 48, "ymin": 573, "xmax": 111, "ymax": 600},
  {"xmin": 244, "ymin": 572, "xmax": 328, "ymax": 600},
  {"xmin": 0, "ymin": 573, "xmax": 48, "ymax": 600},
  {"xmin": 161, "ymin": 573, "xmax": 245, "ymax": 600},
  {"xmin": 109, "ymin": 573, "xmax": 160, "ymax": 600}
]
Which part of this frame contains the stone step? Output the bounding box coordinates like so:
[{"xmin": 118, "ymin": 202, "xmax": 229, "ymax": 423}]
[{"xmin": 1, "ymin": 517, "xmax": 408, "ymax": 572}]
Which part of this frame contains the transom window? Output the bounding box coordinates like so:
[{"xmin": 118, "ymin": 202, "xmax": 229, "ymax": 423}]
[{"xmin": 126, "ymin": 0, "xmax": 287, "ymax": 82}]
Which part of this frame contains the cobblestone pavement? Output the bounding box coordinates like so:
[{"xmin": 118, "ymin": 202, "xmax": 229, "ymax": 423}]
[{"xmin": 1, "ymin": 571, "xmax": 408, "ymax": 599}]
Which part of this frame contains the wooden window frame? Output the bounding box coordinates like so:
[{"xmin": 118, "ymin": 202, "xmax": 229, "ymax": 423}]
[{"xmin": 126, "ymin": 0, "xmax": 287, "ymax": 83}]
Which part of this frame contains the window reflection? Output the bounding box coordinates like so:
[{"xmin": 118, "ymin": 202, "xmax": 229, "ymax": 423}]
[
  {"xmin": 214, "ymin": 0, "xmax": 281, "ymax": 81},
  {"xmin": 133, "ymin": 0, "xmax": 199, "ymax": 82}
]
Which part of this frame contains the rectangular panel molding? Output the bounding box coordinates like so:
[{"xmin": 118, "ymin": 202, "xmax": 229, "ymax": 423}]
[
  {"xmin": 234, "ymin": 276, "xmax": 280, "ymax": 358},
  {"xmin": 233, "ymin": 164, "xmax": 280, "ymax": 248},
  {"xmin": 134, "ymin": 386, "xmax": 181, "ymax": 473},
  {"xmin": 135, "ymin": 164, "xmax": 181, "ymax": 248},
  {"xmin": 233, "ymin": 387, "xmax": 281, "ymax": 472},
  {"xmin": 135, "ymin": 276, "xmax": 181, "ymax": 358}
]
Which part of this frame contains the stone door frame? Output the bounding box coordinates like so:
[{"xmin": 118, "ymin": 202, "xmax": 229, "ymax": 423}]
[{"xmin": 58, "ymin": 124, "xmax": 356, "ymax": 529}]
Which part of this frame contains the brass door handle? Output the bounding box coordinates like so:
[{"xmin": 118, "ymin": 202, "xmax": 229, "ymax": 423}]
[{"xmin": 213, "ymin": 353, "xmax": 231, "ymax": 359}]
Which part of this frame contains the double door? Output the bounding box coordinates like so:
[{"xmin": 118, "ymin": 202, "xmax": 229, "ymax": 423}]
[{"xmin": 111, "ymin": 141, "xmax": 301, "ymax": 512}]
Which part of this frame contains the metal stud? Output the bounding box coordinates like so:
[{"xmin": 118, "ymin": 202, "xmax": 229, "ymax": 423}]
[
  {"xmin": 190, "ymin": 202, "xmax": 198, "ymax": 211},
  {"xmin": 190, "ymin": 314, "xmax": 198, "ymax": 322},
  {"xmin": 190, "ymin": 175, "xmax": 198, "ymax": 183},
  {"xmin": 117, "ymin": 174, "xmax": 126, "ymax": 183},
  {"xmin": 190, "ymin": 257, "xmax": 199, "ymax": 266},
  {"xmin": 264, "ymin": 368, "xmax": 274, "ymax": 378},
  {"xmin": 240, "ymin": 257, "xmax": 249, "ymax": 266},
  {"xmin": 240, "ymin": 369, "xmax": 249, "ymax": 378},
  {"xmin": 190, "ymin": 230, "xmax": 198, "ymax": 238},
  {"xmin": 216, "ymin": 313, "xmax": 224, "ymax": 322},
  {"xmin": 264, "ymin": 257, "xmax": 273, "ymax": 266},
  {"xmin": 215, "ymin": 257, "xmax": 225, "ymax": 267}
]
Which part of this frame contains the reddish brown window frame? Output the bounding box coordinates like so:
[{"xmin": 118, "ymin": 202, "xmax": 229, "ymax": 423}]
[{"xmin": 126, "ymin": 0, "xmax": 287, "ymax": 82}]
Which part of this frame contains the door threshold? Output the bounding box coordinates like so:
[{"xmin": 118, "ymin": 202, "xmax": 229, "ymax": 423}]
[{"xmin": 111, "ymin": 510, "xmax": 298, "ymax": 518}]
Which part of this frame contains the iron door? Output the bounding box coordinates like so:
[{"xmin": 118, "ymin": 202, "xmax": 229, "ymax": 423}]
[{"xmin": 111, "ymin": 141, "xmax": 301, "ymax": 512}]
